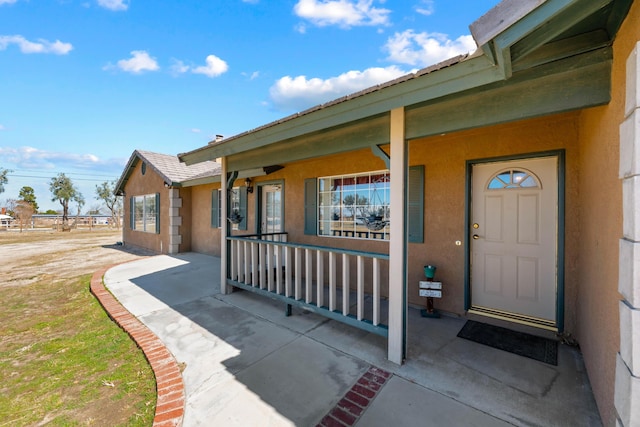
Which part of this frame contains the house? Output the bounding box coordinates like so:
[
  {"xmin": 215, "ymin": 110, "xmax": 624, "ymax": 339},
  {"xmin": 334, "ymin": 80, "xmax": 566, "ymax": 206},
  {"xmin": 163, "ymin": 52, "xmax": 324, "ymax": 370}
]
[
  {"xmin": 116, "ymin": 0, "xmax": 640, "ymax": 425},
  {"xmin": 115, "ymin": 149, "xmax": 223, "ymax": 254}
]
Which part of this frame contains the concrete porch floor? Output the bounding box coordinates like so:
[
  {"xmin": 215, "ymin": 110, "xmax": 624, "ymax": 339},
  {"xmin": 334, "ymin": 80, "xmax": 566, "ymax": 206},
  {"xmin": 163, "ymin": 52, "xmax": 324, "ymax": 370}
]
[{"xmin": 104, "ymin": 252, "xmax": 601, "ymax": 426}]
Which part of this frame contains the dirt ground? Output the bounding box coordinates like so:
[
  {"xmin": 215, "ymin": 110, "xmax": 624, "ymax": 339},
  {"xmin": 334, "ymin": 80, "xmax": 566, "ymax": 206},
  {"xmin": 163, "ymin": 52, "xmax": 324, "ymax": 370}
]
[{"xmin": 0, "ymin": 228, "xmax": 153, "ymax": 288}]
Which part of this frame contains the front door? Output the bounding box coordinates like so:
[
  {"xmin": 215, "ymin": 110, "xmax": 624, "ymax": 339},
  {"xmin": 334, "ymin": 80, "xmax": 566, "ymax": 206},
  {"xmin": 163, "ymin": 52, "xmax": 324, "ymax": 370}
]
[
  {"xmin": 470, "ymin": 156, "xmax": 559, "ymax": 329},
  {"xmin": 261, "ymin": 184, "xmax": 282, "ymax": 234}
]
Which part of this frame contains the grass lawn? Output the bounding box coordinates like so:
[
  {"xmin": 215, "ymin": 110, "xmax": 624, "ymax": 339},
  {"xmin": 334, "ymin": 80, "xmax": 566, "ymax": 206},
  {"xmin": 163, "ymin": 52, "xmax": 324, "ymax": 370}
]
[{"xmin": 0, "ymin": 233, "xmax": 156, "ymax": 426}]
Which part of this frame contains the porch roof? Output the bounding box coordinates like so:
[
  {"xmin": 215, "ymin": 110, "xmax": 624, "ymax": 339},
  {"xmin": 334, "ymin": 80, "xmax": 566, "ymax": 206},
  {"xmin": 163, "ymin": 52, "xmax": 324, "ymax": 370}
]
[{"xmin": 178, "ymin": 0, "xmax": 633, "ymax": 171}]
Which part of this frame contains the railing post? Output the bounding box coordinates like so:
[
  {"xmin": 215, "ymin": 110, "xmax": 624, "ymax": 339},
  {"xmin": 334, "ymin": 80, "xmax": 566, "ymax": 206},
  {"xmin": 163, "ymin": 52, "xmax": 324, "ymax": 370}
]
[
  {"xmin": 243, "ymin": 241, "xmax": 250, "ymax": 285},
  {"xmin": 251, "ymin": 241, "xmax": 258, "ymax": 287},
  {"xmin": 305, "ymin": 249, "xmax": 313, "ymax": 303},
  {"xmin": 230, "ymin": 239, "xmax": 237, "ymax": 281},
  {"xmin": 373, "ymin": 257, "xmax": 380, "ymax": 326},
  {"xmin": 329, "ymin": 252, "xmax": 336, "ymax": 311},
  {"xmin": 276, "ymin": 243, "xmax": 282, "ymax": 294},
  {"xmin": 295, "ymin": 247, "xmax": 302, "ymax": 300},
  {"xmin": 258, "ymin": 242, "xmax": 266, "ymax": 289},
  {"xmin": 267, "ymin": 243, "xmax": 274, "ymax": 292},
  {"xmin": 284, "ymin": 246, "xmax": 292, "ymax": 297},
  {"xmin": 317, "ymin": 250, "xmax": 324, "ymax": 307},
  {"xmin": 357, "ymin": 255, "xmax": 364, "ymax": 321},
  {"xmin": 342, "ymin": 253, "xmax": 350, "ymax": 316}
]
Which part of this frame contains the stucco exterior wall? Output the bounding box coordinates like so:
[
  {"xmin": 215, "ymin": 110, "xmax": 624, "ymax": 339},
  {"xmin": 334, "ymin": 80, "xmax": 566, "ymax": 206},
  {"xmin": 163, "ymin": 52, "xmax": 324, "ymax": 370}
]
[
  {"xmin": 190, "ymin": 183, "xmax": 221, "ymax": 255},
  {"xmin": 122, "ymin": 161, "xmax": 173, "ymax": 254},
  {"xmin": 250, "ymin": 112, "xmax": 580, "ymax": 329},
  {"xmin": 578, "ymin": 2, "xmax": 640, "ymax": 424}
]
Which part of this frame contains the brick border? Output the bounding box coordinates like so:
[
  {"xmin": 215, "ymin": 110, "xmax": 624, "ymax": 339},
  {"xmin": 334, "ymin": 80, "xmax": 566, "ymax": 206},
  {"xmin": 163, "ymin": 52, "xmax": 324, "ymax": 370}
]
[
  {"xmin": 317, "ymin": 366, "xmax": 392, "ymax": 427},
  {"xmin": 90, "ymin": 265, "xmax": 185, "ymax": 427}
]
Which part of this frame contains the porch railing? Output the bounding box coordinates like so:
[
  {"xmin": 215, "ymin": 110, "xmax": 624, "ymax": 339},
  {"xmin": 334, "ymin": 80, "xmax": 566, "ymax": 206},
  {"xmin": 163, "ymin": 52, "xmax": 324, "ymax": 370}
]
[{"xmin": 227, "ymin": 233, "xmax": 389, "ymax": 336}]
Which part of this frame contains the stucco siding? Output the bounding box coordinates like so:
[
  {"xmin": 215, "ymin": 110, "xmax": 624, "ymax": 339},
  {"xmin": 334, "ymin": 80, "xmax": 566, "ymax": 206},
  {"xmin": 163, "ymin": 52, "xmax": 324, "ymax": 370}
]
[
  {"xmin": 122, "ymin": 161, "xmax": 173, "ymax": 254},
  {"xmin": 578, "ymin": 2, "xmax": 640, "ymax": 424},
  {"xmin": 240, "ymin": 113, "xmax": 580, "ymax": 329}
]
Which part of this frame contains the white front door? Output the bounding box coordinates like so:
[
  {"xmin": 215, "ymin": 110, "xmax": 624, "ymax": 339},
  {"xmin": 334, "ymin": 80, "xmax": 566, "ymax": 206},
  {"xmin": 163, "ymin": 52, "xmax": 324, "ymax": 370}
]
[
  {"xmin": 471, "ymin": 156, "xmax": 558, "ymax": 328},
  {"xmin": 261, "ymin": 184, "xmax": 282, "ymax": 234}
]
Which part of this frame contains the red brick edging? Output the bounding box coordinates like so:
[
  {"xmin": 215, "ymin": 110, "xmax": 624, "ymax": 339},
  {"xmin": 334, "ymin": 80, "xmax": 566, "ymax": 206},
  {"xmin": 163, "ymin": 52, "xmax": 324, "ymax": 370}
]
[
  {"xmin": 90, "ymin": 265, "xmax": 185, "ymax": 427},
  {"xmin": 317, "ymin": 366, "xmax": 392, "ymax": 427}
]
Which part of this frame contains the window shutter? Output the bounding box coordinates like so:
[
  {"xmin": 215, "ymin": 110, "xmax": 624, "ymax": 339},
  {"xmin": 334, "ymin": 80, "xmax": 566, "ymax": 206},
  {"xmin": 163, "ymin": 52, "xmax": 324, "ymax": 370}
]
[
  {"xmin": 129, "ymin": 197, "xmax": 134, "ymax": 229},
  {"xmin": 238, "ymin": 186, "xmax": 248, "ymax": 231},
  {"xmin": 211, "ymin": 189, "xmax": 219, "ymax": 228},
  {"xmin": 155, "ymin": 193, "xmax": 160, "ymax": 234},
  {"xmin": 408, "ymin": 165, "xmax": 424, "ymax": 243},
  {"xmin": 304, "ymin": 178, "xmax": 317, "ymax": 235}
]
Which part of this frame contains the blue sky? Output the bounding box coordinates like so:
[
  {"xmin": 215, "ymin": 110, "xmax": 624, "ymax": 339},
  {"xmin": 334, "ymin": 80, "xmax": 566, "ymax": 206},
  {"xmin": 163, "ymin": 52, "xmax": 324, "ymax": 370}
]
[{"xmin": 0, "ymin": 0, "xmax": 499, "ymax": 212}]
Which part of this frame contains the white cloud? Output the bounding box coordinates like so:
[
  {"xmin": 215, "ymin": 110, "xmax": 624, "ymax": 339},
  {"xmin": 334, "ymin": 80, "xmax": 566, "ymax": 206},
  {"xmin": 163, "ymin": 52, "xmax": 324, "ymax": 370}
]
[
  {"xmin": 0, "ymin": 35, "xmax": 73, "ymax": 55},
  {"xmin": 415, "ymin": 0, "xmax": 434, "ymax": 16},
  {"xmin": 384, "ymin": 30, "xmax": 476, "ymax": 67},
  {"xmin": 192, "ymin": 55, "xmax": 228, "ymax": 78},
  {"xmin": 172, "ymin": 55, "xmax": 229, "ymax": 78},
  {"xmin": 190, "ymin": 128, "xmax": 201, "ymax": 133},
  {"xmin": 294, "ymin": 0, "xmax": 390, "ymax": 29},
  {"xmin": 97, "ymin": 0, "xmax": 128, "ymax": 11},
  {"xmin": 170, "ymin": 59, "xmax": 189, "ymax": 75},
  {"xmin": 113, "ymin": 50, "xmax": 159, "ymax": 74},
  {"xmin": 0, "ymin": 124, "xmax": 5, "ymax": 131},
  {"xmin": 269, "ymin": 65, "xmax": 408, "ymax": 111},
  {"xmin": 0, "ymin": 146, "xmax": 125, "ymax": 172},
  {"xmin": 242, "ymin": 71, "xmax": 260, "ymax": 80},
  {"xmin": 0, "ymin": 0, "xmax": 18, "ymax": 5}
]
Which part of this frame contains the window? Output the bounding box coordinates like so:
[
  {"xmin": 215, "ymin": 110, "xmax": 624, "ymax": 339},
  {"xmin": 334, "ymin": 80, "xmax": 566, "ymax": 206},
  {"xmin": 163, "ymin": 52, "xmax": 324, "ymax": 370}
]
[
  {"xmin": 488, "ymin": 169, "xmax": 540, "ymax": 189},
  {"xmin": 305, "ymin": 166, "xmax": 424, "ymax": 242},
  {"xmin": 318, "ymin": 170, "xmax": 391, "ymax": 240},
  {"xmin": 130, "ymin": 193, "xmax": 158, "ymax": 233},
  {"xmin": 211, "ymin": 187, "xmax": 247, "ymax": 231}
]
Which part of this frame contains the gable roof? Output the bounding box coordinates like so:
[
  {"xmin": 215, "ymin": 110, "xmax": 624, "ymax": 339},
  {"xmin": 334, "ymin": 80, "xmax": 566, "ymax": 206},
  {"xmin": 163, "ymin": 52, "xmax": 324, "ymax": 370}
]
[
  {"xmin": 115, "ymin": 149, "xmax": 221, "ymax": 195},
  {"xmin": 178, "ymin": 0, "xmax": 633, "ymax": 171}
]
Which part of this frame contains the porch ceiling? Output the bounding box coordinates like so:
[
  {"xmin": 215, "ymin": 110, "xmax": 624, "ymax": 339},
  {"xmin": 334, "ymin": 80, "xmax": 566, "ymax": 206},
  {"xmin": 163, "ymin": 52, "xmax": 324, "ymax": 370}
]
[{"xmin": 178, "ymin": 0, "xmax": 633, "ymax": 172}]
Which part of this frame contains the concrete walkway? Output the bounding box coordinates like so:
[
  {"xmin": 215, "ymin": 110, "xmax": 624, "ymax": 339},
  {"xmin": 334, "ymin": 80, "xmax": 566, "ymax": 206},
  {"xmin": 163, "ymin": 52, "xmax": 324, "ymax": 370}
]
[{"xmin": 102, "ymin": 253, "xmax": 602, "ymax": 427}]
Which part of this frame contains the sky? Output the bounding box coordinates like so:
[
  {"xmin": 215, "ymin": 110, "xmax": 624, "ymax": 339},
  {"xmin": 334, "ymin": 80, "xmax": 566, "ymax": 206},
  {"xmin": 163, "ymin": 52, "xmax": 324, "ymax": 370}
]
[{"xmin": 0, "ymin": 0, "xmax": 500, "ymax": 213}]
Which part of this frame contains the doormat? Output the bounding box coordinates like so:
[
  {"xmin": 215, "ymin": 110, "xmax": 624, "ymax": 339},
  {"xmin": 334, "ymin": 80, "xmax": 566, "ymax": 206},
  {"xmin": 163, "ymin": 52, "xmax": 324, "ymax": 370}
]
[{"xmin": 457, "ymin": 320, "xmax": 558, "ymax": 365}]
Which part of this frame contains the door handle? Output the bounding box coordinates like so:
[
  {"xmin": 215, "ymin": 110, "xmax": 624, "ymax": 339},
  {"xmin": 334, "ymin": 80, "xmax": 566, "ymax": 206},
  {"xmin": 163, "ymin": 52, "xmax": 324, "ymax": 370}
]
[{"xmin": 472, "ymin": 234, "xmax": 480, "ymax": 240}]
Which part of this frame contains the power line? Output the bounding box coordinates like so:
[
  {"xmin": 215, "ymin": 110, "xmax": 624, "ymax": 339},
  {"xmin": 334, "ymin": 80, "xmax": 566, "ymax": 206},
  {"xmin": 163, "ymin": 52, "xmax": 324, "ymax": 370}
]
[
  {"xmin": 8, "ymin": 174, "xmax": 115, "ymax": 182},
  {"xmin": 8, "ymin": 169, "xmax": 117, "ymax": 178}
]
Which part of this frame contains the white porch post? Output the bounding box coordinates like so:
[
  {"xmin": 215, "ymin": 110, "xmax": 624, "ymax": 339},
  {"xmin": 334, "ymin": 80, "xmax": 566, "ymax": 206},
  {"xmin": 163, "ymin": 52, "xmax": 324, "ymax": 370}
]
[
  {"xmin": 617, "ymin": 41, "xmax": 640, "ymax": 427},
  {"xmin": 388, "ymin": 107, "xmax": 407, "ymax": 364},
  {"xmin": 221, "ymin": 156, "xmax": 230, "ymax": 295}
]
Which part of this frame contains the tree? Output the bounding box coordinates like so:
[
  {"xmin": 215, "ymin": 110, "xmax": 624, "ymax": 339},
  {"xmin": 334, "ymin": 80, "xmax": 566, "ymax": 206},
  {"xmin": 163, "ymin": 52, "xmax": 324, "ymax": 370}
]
[
  {"xmin": 0, "ymin": 168, "xmax": 11, "ymax": 194},
  {"xmin": 95, "ymin": 181, "xmax": 122, "ymax": 229},
  {"xmin": 12, "ymin": 199, "xmax": 34, "ymax": 232},
  {"xmin": 49, "ymin": 173, "xmax": 83, "ymax": 228},
  {"xmin": 18, "ymin": 186, "xmax": 39, "ymax": 212}
]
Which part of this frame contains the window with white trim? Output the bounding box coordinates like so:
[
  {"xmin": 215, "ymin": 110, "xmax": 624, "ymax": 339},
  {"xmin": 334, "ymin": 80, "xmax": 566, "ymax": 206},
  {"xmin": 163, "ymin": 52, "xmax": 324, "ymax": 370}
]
[
  {"xmin": 318, "ymin": 170, "xmax": 390, "ymax": 240},
  {"xmin": 131, "ymin": 193, "xmax": 158, "ymax": 233}
]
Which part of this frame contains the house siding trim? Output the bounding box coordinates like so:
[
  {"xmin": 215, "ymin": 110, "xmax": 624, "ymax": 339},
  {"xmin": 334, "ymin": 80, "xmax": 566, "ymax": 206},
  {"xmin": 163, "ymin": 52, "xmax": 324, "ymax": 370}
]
[{"xmin": 616, "ymin": 39, "xmax": 640, "ymax": 427}]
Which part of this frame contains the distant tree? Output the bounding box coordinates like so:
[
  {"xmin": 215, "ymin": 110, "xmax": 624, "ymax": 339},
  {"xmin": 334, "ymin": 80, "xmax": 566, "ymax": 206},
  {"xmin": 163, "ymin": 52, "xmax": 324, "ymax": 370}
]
[
  {"xmin": 95, "ymin": 181, "xmax": 122, "ymax": 229},
  {"xmin": 49, "ymin": 173, "xmax": 83, "ymax": 228},
  {"xmin": 0, "ymin": 168, "xmax": 11, "ymax": 194},
  {"xmin": 12, "ymin": 199, "xmax": 34, "ymax": 232},
  {"xmin": 43, "ymin": 209, "xmax": 59, "ymax": 215},
  {"xmin": 18, "ymin": 186, "xmax": 39, "ymax": 212}
]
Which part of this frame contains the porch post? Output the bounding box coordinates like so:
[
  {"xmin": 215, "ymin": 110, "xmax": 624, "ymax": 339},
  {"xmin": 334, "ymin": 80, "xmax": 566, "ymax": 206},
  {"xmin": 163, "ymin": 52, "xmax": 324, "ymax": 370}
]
[
  {"xmin": 220, "ymin": 156, "xmax": 230, "ymax": 295},
  {"xmin": 388, "ymin": 107, "xmax": 407, "ymax": 364},
  {"xmin": 617, "ymin": 41, "xmax": 640, "ymax": 427}
]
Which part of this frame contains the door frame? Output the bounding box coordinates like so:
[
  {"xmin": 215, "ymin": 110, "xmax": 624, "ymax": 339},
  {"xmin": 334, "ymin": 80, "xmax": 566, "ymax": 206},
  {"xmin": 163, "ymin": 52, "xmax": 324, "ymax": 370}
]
[
  {"xmin": 464, "ymin": 150, "xmax": 565, "ymax": 332},
  {"xmin": 256, "ymin": 179, "xmax": 285, "ymax": 234}
]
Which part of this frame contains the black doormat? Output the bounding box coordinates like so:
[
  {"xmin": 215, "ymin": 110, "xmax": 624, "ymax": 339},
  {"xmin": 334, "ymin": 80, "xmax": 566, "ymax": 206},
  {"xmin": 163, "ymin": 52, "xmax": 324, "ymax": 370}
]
[{"xmin": 457, "ymin": 320, "xmax": 558, "ymax": 365}]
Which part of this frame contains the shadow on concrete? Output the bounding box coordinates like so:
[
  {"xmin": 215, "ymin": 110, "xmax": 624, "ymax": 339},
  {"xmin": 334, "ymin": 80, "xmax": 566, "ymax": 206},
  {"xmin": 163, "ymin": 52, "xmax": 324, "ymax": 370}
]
[{"xmin": 104, "ymin": 253, "xmax": 602, "ymax": 427}]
